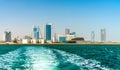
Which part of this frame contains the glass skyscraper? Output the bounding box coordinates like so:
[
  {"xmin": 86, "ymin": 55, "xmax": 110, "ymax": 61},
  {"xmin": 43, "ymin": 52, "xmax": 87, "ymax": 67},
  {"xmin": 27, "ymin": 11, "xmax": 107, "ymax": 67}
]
[
  {"xmin": 45, "ymin": 24, "xmax": 51, "ymax": 40},
  {"xmin": 33, "ymin": 26, "xmax": 39, "ymax": 39}
]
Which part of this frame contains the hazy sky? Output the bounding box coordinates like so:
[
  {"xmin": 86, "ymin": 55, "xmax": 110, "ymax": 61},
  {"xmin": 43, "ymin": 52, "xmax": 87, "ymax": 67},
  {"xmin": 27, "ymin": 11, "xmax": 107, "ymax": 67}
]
[{"xmin": 0, "ymin": 0, "xmax": 120, "ymax": 42}]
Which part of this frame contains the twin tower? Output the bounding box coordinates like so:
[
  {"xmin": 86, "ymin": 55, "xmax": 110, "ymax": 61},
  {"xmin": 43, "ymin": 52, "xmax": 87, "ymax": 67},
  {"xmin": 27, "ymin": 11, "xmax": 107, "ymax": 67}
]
[{"xmin": 33, "ymin": 24, "xmax": 52, "ymax": 41}]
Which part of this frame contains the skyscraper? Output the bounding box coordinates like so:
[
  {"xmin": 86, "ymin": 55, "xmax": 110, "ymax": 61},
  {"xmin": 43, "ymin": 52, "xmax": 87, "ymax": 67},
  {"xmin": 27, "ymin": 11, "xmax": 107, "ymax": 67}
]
[
  {"xmin": 91, "ymin": 31, "xmax": 95, "ymax": 42},
  {"xmin": 101, "ymin": 29, "xmax": 106, "ymax": 42},
  {"xmin": 52, "ymin": 33, "xmax": 57, "ymax": 42},
  {"xmin": 65, "ymin": 28, "xmax": 70, "ymax": 35},
  {"xmin": 3, "ymin": 31, "xmax": 11, "ymax": 42},
  {"xmin": 33, "ymin": 26, "xmax": 40, "ymax": 39},
  {"xmin": 45, "ymin": 24, "xmax": 52, "ymax": 40}
]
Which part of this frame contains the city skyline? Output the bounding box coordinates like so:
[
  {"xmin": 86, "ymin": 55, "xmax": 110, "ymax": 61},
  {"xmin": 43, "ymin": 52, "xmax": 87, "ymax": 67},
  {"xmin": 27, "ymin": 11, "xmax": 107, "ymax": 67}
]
[{"xmin": 0, "ymin": 0, "xmax": 120, "ymax": 42}]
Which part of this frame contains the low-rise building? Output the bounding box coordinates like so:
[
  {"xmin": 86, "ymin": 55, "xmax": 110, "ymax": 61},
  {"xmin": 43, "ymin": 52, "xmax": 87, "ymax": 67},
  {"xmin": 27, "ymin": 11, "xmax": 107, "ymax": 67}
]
[
  {"xmin": 71, "ymin": 37, "xmax": 85, "ymax": 43},
  {"xmin": 22, "ymin": 35, "xmax": 32, "ymax": 44},
  {"xmin": 66, "ymin": 35, "xmax": 76, "ymax": 41},
  {"xmin": 39, "ymin": 39, "xmax": 45, "ymax": 44},
  {"xmin": 58, "ymin": 35, "xmax": 66, "ymax": 42},
  {"xmin": 31, "ymin": 39, "xmax": 39, "ymax": 44},
  {"xmin": 22, "ymin": 39, "xmax": 31, "ymax": 44}
]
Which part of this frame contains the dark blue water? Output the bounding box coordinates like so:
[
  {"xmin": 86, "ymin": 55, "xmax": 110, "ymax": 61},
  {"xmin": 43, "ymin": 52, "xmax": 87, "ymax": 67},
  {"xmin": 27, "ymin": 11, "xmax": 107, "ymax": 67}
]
[{"xmin": 0, "ymin": 44, "xmax": 120, "ymax": 70}]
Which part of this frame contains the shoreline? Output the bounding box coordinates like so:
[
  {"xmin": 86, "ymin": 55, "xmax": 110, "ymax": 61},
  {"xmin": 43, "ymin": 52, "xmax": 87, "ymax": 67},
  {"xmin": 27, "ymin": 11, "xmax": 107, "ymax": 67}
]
[{"xmin": 0, "ymin": 42, "xmax": 120, "ymax": 45}]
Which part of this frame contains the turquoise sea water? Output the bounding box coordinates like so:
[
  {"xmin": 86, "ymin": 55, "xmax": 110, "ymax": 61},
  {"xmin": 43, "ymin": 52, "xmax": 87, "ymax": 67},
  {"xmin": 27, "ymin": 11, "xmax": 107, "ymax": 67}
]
[{"xmin": 0, "ymin": 44, "xmax": 120, "ymax": 70}]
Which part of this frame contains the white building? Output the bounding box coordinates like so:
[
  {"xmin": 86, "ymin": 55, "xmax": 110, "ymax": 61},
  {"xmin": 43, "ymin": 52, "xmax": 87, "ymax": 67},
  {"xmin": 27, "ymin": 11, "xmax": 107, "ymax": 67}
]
[
  {"xmin": 22, "ymin": 35, "xmax": 32, "ymax": 44},
  {"xmin": 31, "ymin": 39, "xmax": 39, "ymax": 44},
  {"xmin": 52, "ymin": 33, "xmax": 57, "ymax": 42},
  {"xmin": 66, "ymin": 35, "xmax": 75, "ymax": 41},
  {"xmin": 30, "ymin": 39, "xmax": 45, "ymax": 44},
  {"xmin": 39, "ymin": 39, "xmax": 45, "ymax": 44},
  {"xmin": 22, "ymin": 39, "xmax": 31, "ymax": 44}
]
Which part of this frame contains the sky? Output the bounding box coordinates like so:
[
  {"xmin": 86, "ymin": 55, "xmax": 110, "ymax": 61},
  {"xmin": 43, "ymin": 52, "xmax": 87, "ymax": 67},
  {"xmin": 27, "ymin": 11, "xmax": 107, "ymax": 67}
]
[{"xmin": 0, "ymin": 0, "xmax": 120, "ymax": 42}]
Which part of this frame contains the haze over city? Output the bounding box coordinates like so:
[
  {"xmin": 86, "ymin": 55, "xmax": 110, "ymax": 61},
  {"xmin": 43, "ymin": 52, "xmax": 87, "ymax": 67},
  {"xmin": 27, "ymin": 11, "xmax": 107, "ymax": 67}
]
[{"xmin": 0, "ymin": 0, "xmax": 120, "ymax": 42}]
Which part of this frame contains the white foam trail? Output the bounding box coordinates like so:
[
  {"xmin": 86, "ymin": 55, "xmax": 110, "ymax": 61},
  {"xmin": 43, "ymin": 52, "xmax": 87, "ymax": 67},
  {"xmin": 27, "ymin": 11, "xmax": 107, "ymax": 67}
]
[
  {"xmin": 0, "ymin": 49, "xmax": 20, "ymax": 70},
  {"xmin": 24, "ymin": 47, "xmax": 58, "ymax": 70},
  {"xmin": 0, "ymin": 47, "xmax": 59, "ymax": 70},
  {"xmin": 55, "ymin": 49, "xmax": 113, "ymax": 70},
  {"xmin": 0, "ymin": 46, "xmax": 114, "ymax": 70}
]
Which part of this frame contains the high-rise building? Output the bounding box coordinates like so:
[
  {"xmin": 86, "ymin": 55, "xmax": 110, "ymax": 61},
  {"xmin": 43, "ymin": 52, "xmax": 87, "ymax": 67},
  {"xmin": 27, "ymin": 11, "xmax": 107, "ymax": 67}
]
[
  {"xmin": 91, "ymin": 31, "xmax": 95, "ymax": 42},
  {"xmin": 101, "ymin": 29, "xmax": 106, "ymax": 42},
  {"xmin": 65, "ymin": 28, "xmax": 70, "ymax": 35},
  {"xmin": 33, "ymin": 26, "xmax": 40, "ymax": 39},
  {"xmin": 52, "ymin": 33, "xmax": 57, "ymax": 42},
  {"xmin": 3, "ymin": 31, "xmax": 11, "ymax": 42},
  {"xmin": 45, "ymin": 24, "xmax": 52, "ymax": 40}
]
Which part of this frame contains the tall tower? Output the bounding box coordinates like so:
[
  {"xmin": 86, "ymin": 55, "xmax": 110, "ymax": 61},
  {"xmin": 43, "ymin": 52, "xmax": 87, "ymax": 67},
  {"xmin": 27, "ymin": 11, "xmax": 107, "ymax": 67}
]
[
  {"xmin": 52, "ymin": 33, "xmax": 57, "ymax": 42},
  {"xmin": 3, "ymin": 31, "xmax": 11, "ymax": 42},
  {"xmin": 65, "ymin": 28, "xmax": 70, "ymax": 35},
  {"xmin": 91, "ymin": 31, "xmax": 95, "ymax": 42},
  {"xmin": 45, "ymin": 24, "xmax": 52, "ymax": 41},
  {"xmin": 101, "ymin": 29, "xmax": 106, "ymax": 42},
  {"xmin": 33, "ymin": 26, "xmax": 40, "ymax": 39}
]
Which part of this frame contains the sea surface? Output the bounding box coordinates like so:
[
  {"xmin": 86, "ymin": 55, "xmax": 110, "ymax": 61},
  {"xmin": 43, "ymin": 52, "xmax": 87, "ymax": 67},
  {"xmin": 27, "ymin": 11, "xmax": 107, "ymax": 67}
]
[{"xmin": 0, "ymin": 44, "xmax": 120, "ymax": 70}]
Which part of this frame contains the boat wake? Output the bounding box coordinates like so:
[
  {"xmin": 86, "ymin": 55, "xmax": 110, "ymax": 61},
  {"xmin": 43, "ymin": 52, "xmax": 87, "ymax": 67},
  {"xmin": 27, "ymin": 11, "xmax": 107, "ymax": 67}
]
[
  {"xmin": 0, "ymin": 46, "xmax": 58, "ymax": 70},
  {"xmin": 0, "ymin": 46, "xmax": 112, "ymax": 70},
  {"xmin": 53, "ymin": 49, "xmax": 112, "ymax": 70}
]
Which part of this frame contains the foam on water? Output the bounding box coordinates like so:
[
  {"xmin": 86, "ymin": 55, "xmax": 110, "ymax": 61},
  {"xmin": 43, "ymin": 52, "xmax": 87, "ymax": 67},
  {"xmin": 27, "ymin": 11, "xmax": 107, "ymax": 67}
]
[
  {"xmin": 0, "ymin": 49, "xmax": 20, "ymax": 70},
  {"xmin": 24, "ymin": 47, "xmax": 58, "ymax": 70},
  {"xmin": 54, "ymin": 49, "xmax": 113, "ymax": 70},
  {"xmin": 0, "ymin": 46, "xmax": 114, "ymax": 70},
  {"xmin": 0, "ymin": 46, "xmax": 59, "ymax": 70}
]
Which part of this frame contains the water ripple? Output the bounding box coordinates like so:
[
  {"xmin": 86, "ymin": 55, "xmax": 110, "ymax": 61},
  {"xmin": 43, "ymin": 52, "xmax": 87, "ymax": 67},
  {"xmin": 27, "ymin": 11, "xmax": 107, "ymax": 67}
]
[{"xmin": 0, "ymin": 46, "xmax": 58, "ymax": 70}]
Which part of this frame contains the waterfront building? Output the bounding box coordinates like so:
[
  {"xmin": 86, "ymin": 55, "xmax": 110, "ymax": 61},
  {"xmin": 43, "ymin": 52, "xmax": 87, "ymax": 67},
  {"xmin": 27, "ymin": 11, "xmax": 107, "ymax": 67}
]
[
  {"xmin": 39, "ymin": 39, "xmax": 45, "ymax": 44},
  {"xmin": 66, "ymin": 35, "xmax": 76, "ymax": 41},
  {"xmin": 16, "ymin": 38, "xmax": 22, "ymax": 44},
  {"xmin": 44, "ymin": 24, "xmax": 52, "ymax": 41},
  {"xmin": 33, "ymin": 26, "xmax": 40, "ymax": 39},
  {"xmin": 101, "ymin": 29, "xmax": 106, "ymax": 42},
  {"xmin": 69, "ymin": 32, "xmax": 76, "ymax": 35},
  {"xmin": 58, "ymin": 35, "xmax": 66, "ymax": 42},
  {"xmin": 91, "ymin": 31, "xmax": 95, "ymax": 42},
  {"xmin": 22, "ymin": 39, "xmax": 31, "ymax": 44},
  {"xmin": 71, "ymin": 37, "xmax": 84, "ymax": 41},
  {"xmin": 65, "ymin": 28, "xmax": 70, "ymax": 35},
  {"xmin": 13, "ymin": 36, "xmax": 22, "ymax": 43},
  {"xmin": 3, "ymin": 31, "xmax": 11, "ymax": 42},
  {"xmin": 70, "ymin": 37, "xmax": 85, "ymax": 43},
  {"xmin": 22, "ymin": 35, "xmax": 32, "ymax": 44},
  {"xmin": 52, "ymin": 33, "xmax": 57, "ymax": 42},
  {"xmin": 31, "ymin": 39, "xmax": 39, "ymax": 44}
]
